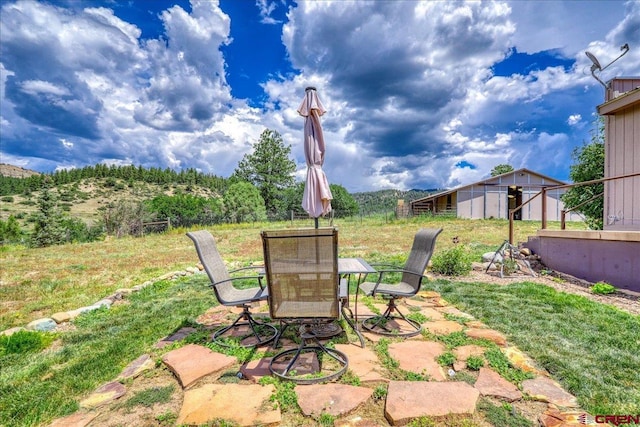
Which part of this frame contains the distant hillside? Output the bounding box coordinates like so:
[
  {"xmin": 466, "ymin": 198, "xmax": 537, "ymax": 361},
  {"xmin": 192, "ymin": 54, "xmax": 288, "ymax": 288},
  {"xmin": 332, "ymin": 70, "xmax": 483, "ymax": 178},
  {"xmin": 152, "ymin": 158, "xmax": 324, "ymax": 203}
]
[
  {"xmin": 0, "ymin": 162, "xmax": 441, "ymax": 225},
  {"xmin": 0, "ymin": 163, "xmax": 40, "ymax": 178},
  {"xmin": 352, "ymin": 188, "xmax": 439, "ymax": 213}
]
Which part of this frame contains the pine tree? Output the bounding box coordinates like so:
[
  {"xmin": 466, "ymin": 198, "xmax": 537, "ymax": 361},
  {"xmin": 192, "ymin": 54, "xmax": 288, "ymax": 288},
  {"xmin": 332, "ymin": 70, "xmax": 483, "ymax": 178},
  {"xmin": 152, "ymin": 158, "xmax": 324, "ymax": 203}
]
[
  {"xmin": 30, "ymin": 178, "xmax": 67, "ymax": 247},
  {"xmin": 232, "ymin": 129, "xmax": 296, "ymax": 214}
]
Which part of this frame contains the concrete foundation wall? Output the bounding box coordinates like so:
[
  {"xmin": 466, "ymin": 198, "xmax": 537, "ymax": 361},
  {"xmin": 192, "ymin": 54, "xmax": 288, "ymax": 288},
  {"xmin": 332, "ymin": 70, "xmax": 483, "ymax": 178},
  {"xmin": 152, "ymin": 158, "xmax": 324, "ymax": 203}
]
[{"xmin": 525, "ymin": 230, "xmax": 640, "ymax": 292}]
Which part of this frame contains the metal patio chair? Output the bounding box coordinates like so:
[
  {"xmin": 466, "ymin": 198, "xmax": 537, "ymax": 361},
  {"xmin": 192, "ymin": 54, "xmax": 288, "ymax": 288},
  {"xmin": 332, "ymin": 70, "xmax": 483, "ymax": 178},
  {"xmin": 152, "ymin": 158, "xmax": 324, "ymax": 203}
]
[
  {"xmin": 359, "ymin": 228, "xmax": 443, "ymax": 337},
  {"xmin": 261, "ymin": 227, "xmax": 348, "ymax": 384},
  {"xmin": 186, "ymin": 230, "xmax": 277, "ymax": 347}
]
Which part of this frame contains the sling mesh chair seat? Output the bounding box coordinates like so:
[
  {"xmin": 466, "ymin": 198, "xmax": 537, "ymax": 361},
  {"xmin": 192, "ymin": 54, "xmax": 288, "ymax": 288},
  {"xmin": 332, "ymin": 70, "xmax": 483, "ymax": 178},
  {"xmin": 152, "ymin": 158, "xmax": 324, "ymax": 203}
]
[
  {"xmin": 360, "ymin": 228, "xmax": 442, "ymax": 337},
  {"xmin": 187, "ymin": 230, "xmax": 277, "ymax": 347},
  {"xmin": 261, "ymin": 227, "xmax": 348, "ymax": 384}
]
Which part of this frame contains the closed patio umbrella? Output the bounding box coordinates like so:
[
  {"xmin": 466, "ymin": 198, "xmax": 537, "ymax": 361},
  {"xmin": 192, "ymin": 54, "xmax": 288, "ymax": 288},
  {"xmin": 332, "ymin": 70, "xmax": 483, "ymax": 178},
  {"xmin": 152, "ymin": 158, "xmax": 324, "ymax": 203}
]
[{"xmin": 298, "ymin": 86, "xmax": 332, "ymax": 228}]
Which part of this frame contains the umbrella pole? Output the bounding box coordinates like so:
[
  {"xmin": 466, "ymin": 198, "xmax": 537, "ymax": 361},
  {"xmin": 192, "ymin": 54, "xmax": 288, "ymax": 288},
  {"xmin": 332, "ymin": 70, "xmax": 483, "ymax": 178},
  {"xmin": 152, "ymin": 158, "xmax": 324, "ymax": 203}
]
[{"xmin": 314, "ymin": 217, "xmax": 319, "ymax": 229}]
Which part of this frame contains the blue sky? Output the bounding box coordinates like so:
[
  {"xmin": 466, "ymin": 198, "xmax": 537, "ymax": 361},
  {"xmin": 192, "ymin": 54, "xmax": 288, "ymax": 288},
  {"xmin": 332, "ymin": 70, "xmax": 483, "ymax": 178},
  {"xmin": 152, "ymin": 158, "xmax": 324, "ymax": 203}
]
[{"xmin": 1, "ymin": 0, "xmax": 638, "ymax": 192}]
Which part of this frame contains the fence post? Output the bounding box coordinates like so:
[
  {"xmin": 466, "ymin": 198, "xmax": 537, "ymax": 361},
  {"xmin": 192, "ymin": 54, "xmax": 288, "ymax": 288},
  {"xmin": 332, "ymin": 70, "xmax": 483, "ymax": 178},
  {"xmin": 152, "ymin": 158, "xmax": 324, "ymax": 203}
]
[
  {"xmin": 541, "ymin": 188, "xmax": 547, "ymax": 229},
  {"xmin": 509, "ymin": 210, "xmax": 514, "ymax": 245}
]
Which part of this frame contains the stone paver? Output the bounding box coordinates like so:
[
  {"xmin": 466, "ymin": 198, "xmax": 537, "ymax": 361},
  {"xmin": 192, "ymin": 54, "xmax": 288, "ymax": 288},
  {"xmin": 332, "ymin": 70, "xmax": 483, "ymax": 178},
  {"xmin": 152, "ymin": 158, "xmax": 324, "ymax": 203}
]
[
  {"xmin": 418, "ymin": 307, "xmax": 445, "ymax": 321},
  {"xmin": 388, "ymin": 340, "xmax": 446, "ymax": 381},
  {"xmin": 26, "ymin": 318, "xmax": 57, "ymax": 332},
  {"xmin": 240, "ymin": 357, "xmax": 273, "ymax": 382},
  {"xmin": 335, "ymin": 415, "xmax": 384, "ymax": 427},
  {"xmin": 335, "ymin": 344, "xmax": 386, "ymax": 383},
  {"xmin": 162, "ymin": 344, "xmax": 236, "ymax": 388},
  {"xmin": 50, "ymin": 312, "xmax": 71, "ymax": 324},
  {"xmin": 117, "ymin": 354, "xmax": 155, "ymax": 380},
  {"xmin": 385, "ymin": 381, "xmax": 479, "ymax": 425},
  {"xmin": 177, "ymin": 383, "xmax": 281, "ymax": 426},
  {"xmin": 30, "ymin": 273, "xmax": 593, "ymax": 427},
  {"xmin": 423, "ymin": 319, "xmax": 464, "ymax": 335},
  {"xmin": 522, "ymin": 376, "xmax": 579, "ymax": 407},
  {"xmin": 503, "ymin": 346, "xmax": 545, "ymax": 375},
  {"xmin": 404, "ymin": 298, "xmax": 436, "ymax": 308},
  {"xmin": 79, "ymin": 381, "xmax": 126, "ymax": 409},
  {"xmin": 452, "ymin": 344, "xmax": 486, "ymax": 371},
  {"xmin": 48, "ymin": 411, "xmax": 98, "ymax": 427},
  {"xmin": 436, "ymin": 306, "xmax": 475, "ymax": 319},
  {"xmin": 474, "ymin": 367, "xmax": 523, "ymax": 401},
  {"xmin": 296, "ymin": 383, "xmax": 374, "ymax": 417},
  {"xmin": 0, "ymin": 326, "xmax": 24, "ymax": 336},
  {"xmin": 538, "ymin": 405, "xmax": 608, "ymax": 427},
  {"xmin": 464, "ymin": 328, "xmax": 507, "ymax": 346},
  {"xmin": 417, "ymin": 290, "xmax": 441, "ymax": 299},
  {"xmin": 155, "ymin": 326, "xmax": 197, "ymax": 348}
]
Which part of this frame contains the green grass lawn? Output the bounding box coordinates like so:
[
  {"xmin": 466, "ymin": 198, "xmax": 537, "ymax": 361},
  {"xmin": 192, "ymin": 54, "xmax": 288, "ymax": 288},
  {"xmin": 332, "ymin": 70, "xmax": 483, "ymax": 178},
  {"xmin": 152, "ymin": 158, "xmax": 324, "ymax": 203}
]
[
  {"xmin": 4, "ymin": 217, "xmax": 629, "ymax": 427},
  {"xmin": 428, "ymin": 279, "xmax": 640, "ymax": 416},
  {"xmin": 0, "ymin": 276, "xmax": 216, "ymax": 426}
]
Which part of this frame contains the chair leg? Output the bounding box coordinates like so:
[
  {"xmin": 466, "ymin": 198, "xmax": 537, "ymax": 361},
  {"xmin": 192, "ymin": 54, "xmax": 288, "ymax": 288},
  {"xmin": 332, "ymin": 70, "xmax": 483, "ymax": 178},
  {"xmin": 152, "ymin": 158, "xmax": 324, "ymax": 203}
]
[
  {"xmin": 269, "ymin": 323, "xmax": 348, "ymax": 384},
  {"xmin": 212, "ymin": 305, "xmax": 277, "ymax": 348},
  {"xmin": 361, "ymin": 298, "xmax": 422, "ymax": 337}
]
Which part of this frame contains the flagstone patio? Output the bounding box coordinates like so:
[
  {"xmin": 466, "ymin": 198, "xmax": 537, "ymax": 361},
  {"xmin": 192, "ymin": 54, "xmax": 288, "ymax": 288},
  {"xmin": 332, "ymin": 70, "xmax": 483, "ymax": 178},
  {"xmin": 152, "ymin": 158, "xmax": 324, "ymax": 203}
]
[{"xmin": 46, "ymin": 286, "xmax": 606, "ymax": 427}]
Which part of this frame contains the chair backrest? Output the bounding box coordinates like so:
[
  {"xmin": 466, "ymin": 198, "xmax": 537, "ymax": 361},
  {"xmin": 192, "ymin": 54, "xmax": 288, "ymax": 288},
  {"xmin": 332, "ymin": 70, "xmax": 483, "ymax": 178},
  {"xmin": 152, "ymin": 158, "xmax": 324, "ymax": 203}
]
[
  {"xmin": 402, "ymin": 228, "xmax": 443, "ymax": 290},
  {"xmin": 186, "ymin": 230, "xmax": 233, "ymax": 302},
  {"xmin": 261, "ymin": 228, "xmax": 339, "ymax": 320}
]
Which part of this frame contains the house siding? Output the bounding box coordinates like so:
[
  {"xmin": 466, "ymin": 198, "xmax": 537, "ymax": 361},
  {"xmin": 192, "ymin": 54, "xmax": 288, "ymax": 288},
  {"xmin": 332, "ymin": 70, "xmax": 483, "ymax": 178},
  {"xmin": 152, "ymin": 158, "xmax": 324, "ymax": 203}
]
[{"xmin": 601, "ymin": 81, "xmax": 640, "ymax": 230}]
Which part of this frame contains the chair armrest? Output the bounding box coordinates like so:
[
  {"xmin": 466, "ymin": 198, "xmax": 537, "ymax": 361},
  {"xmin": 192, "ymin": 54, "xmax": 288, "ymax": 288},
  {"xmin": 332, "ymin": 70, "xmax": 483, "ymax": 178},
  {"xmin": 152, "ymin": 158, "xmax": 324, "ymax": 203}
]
[
  {"xmin": 210, "ymin": 275, "xmax": 264, "ymax": 290},
  {"xmin": 228, "ymin": 265, "xmax": 266, "ymax": 289},
  {"xmin": 366, "ymin": 268, "xmax": 426, "ymax": 295},
  {"xmin": 228, "ymin": 265, "xmax": 264, "ymax": 275}
]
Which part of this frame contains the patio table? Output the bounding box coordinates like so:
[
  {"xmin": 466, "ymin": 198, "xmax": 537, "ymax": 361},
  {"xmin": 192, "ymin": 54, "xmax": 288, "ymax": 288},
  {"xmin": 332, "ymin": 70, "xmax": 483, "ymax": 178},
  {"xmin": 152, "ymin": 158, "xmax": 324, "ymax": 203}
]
[{"xmin": 338, "ymin": 257, "xmax": 376, "ymax": 348}]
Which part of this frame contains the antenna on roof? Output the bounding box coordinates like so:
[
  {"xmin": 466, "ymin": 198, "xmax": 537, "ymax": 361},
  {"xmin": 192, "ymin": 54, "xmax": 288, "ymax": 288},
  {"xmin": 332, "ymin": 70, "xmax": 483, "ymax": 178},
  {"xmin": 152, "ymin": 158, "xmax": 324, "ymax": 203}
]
[{"xmin": 585, "ymin": 43, "xmax": 630, "ymax": 88}]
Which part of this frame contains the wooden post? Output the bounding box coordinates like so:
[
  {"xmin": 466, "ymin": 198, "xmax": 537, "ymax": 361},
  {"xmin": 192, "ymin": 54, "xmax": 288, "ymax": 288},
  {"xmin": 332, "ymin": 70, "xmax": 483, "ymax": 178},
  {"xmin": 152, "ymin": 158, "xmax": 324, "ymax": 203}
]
[
  {"xmin": 508, "ymin": 210, "xmax": 514, "ymax": 245},
  {"xmin": 541, "ymin": 187, "xmax": 547, "ymax": 230},
  {"xmin": 560, "ymin": 210, "xmax": 566, "ymax": 230}
]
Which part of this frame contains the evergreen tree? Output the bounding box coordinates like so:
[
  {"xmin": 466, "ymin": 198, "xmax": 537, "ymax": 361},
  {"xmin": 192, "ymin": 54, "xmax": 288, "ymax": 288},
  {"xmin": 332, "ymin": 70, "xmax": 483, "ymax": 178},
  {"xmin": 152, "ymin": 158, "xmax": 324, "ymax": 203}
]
[
  {"xmin": 232, "ymin": 129, "xmax": 296, "ymax": 214},
  {"xmin": 30, "ymin": 178, "xmax": 67, "ymax": 247},
  {"xmin": 0, "ymin": 215, "xmax": 23, "ymax": 244}
]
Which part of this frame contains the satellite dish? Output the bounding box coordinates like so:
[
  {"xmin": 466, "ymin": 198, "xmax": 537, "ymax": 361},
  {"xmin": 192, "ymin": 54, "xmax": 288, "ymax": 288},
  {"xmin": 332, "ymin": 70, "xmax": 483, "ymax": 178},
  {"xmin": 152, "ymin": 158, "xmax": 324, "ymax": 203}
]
[
  {"xmin": 585, "ymin": 51, "xmax": 602, "ymax": 71},
  {"xmin": 585, "ymin": 43, "xmax": 630, "ymax": 88}
]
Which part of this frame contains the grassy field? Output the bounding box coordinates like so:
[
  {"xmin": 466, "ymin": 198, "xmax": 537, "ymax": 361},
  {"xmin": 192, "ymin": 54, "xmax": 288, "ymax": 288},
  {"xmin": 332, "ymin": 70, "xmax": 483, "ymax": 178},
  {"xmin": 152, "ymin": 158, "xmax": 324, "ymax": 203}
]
[
  {"xmin": 1, "ymin": 216, "xmax": 586, "ymax": 330},
  {"xmin": 4, "ymin": 216, "xmax": 637, "ymax": 427}
]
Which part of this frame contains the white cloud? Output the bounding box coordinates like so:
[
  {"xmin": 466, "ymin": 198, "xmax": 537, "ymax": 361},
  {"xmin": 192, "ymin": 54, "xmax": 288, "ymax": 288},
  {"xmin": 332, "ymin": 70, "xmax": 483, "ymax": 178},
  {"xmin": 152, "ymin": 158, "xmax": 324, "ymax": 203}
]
[
  {"xmin": 567, "ymin": 114, "xmax": 582, "ymax": 126},
  {"xmin": 0, "ymin": 0, "xmax": 636, "ymax": 193}
]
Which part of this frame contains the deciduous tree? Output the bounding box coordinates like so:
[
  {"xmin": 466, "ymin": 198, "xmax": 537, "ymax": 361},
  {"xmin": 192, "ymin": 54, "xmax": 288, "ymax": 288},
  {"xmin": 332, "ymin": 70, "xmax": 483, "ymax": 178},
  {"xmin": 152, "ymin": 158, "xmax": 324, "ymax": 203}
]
[
  {"xmin": 561, "ymin": 120, "xmax": 605, "ymax": 230},
  {"xmin": 490, "ymin": 164, "xmax": 514, "ymax": 176},
  {"xmin": 223, "ymin": 181, "xmax": 267, "ymax": 223}
]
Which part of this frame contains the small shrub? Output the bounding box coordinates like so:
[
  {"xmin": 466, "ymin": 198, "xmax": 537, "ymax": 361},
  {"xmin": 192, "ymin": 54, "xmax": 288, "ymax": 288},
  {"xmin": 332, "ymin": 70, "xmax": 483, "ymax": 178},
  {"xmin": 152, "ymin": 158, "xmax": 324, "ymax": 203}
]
[
  {"xmin": 590, "ymin": 281, "xmax": 616, "ymax": 295},
  {"xmin": 1, "ymin": 196, "xmax": 14, "ymax": 203},
  {"xmin": 430, "ymin": 245, "xmax": 472, "ymax": 276},
  {"xmin": 501, "ymin": 258, "xmax": 518, "ymax": 275},
  {"xmin": 0, "ymin": 330, "xmax": 55, "ymax": 356},
  {"xmin": 437, "ymin": 352, "xmax": 456, "ymax": 366},
  {"xmin": 318, "ymin": 412, "xmax": 336, "ymax": 426},
  {"xmin": 372, "ymin": 384, "xmax": 387, "ymax": 400},
  {"xmin": 466, "ymin": 355, "xmax": 484, "ymax": 371},
  {"xmin": 437, "ymin": 331, "xmax": 469, "ymax": 348}
]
